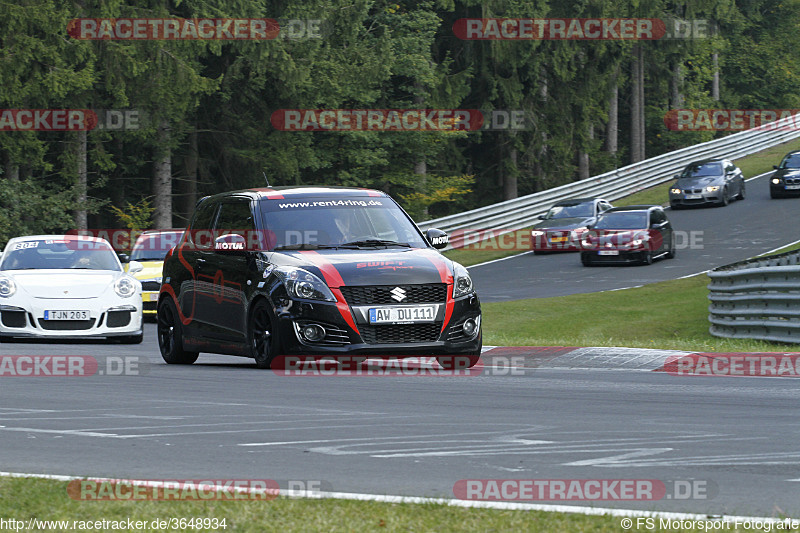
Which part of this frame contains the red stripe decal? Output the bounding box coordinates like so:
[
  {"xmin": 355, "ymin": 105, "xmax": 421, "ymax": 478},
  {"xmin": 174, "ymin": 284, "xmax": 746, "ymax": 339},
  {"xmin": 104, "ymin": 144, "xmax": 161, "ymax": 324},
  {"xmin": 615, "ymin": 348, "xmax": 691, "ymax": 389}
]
[
  {"xmin": 249, "ymin": 187, "xmax": 285, "ymax": 199},
  {"xmin": 300, "ymin": 251, "xmax": 359, "ymax": 335},
  {"xmin": 419, "ymin": 250, "xmax": 455, "ymax": 333}
]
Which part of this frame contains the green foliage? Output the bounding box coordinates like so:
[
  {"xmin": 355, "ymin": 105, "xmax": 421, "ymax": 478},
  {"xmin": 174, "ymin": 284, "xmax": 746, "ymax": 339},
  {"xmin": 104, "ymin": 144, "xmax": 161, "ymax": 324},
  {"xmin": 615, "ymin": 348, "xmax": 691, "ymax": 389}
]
[
  {"xmin": 0, "ymin": 0, "xmax": 796, "ymax": 232},
  {"xmin": 108, "ymin": 198, "xmax": 154, "ymax": 231}
]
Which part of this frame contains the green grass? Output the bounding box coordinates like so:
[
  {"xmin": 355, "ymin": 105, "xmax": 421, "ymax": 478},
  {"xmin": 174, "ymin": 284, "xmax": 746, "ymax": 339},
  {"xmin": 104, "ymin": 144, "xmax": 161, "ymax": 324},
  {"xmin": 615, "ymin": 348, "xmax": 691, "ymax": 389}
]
[
  {"xmin": 0, "ymin": 476, "xmax": 675, "ymax": 532},
  {"xmin": 482, "ymin": 273, "xmax": 796, "ymax": 352},
  {"xmin": 445, "ymin": 136, "xmax": 800, "ymax": 267}
]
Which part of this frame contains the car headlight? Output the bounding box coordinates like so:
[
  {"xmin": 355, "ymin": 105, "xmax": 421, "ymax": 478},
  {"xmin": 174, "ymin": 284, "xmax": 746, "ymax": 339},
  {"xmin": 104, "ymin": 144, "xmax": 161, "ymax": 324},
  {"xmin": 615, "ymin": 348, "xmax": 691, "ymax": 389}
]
[
  {"xmin": 705, "ymin": 186, "xmax": 720, "ymax": 192},
  {"xmin": 452, "ymin": 262, "xmax": 474, "ymax": 298},
  {"xmin": 114, "ymin": 276, "xmax": 137, "ymax": 298},
  {"xmin": 274, "ymin": 267, "xmax": 336, "ymax": 302},
  {"xmin": 670, "ymin": 188, "xmax": 681, "ymax": 194},
  {"xmin": 772, "ymin": 178, "xmax": 781, "ymax": 184},
  {"xmin": 531, "ymin": 230, "xmax": 545, "ymax": 237},
  {"xmin": 0, "ymin": 276, "xmax": 16, "ymax": 298}
]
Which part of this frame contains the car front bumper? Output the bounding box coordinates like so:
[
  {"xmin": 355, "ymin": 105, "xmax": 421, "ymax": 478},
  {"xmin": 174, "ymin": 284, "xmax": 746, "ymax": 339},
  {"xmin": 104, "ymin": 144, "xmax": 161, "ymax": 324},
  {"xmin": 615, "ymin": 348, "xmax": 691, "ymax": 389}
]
[{"xmin": 0, "ymin": 301, "xmax": 143, "ymax": 339}]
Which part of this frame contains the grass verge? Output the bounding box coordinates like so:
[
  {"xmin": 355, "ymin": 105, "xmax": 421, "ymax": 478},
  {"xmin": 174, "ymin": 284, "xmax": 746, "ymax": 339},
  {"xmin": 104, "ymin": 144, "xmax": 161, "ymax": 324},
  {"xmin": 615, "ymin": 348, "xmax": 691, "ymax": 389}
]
[
  {"xmin": 0, "ymin": 476, "xmax": 648, "ymax": 532},
  {"xmin": 482, "ymin": 272, "xmax": 797, "ymax": 352}
]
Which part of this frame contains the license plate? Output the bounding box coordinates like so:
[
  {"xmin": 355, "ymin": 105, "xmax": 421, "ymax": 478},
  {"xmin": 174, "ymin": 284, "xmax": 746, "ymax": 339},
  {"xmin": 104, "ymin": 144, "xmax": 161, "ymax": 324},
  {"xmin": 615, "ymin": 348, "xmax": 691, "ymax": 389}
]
[
  {"xmin": 786, "ymin": 185, "xmax": 800, "ymax": 190},
  {"xmin": 598, "ymin": 250, "xmax": 619, "ymax": 256},
  {"xmin": 369, "ymin": 306, "xmax": 436, "ymax": 324},
  {"xmin": 684, "ymin": 194, "xmax": 702, "ymax": 199},
  {"xmin": 44, "ymin": 310, "xmax": 89, "ymax": 321},
  {"xmin": 549, "ymin": 236, "xmax": 568, "ymax": 243}
]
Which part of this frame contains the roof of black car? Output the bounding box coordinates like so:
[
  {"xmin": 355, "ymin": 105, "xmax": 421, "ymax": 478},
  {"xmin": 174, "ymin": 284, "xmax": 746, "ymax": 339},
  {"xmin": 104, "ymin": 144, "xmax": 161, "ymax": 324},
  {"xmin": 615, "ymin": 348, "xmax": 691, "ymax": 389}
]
[
  {"xmin": 604, "ymin": 205, "xmax": 659, "ymax": 213},
  {"xmin": 202, "ymin": 186, "xmax": 389, "ymax": 202},
  {"xmin": 553, "ymin": 197, "xmax": 603, "ymax": 205}
]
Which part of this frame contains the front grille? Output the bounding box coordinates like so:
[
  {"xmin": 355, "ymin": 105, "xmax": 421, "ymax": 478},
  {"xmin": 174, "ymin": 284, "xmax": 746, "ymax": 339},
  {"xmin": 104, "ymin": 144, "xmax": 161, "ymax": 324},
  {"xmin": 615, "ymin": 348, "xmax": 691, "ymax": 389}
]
[
  {"xmin": 360, "ymin": 323, "xmax": 442, "ymax": 344},
  {"xmin": 340, "ymin": 284, "xmax": 446, "ymax": 305},
  {"xmin": 683, "ymin": 188, "xmax": 703, "ymax": 194},
  {"xmin": 107, "ymin": 310, "xmax": 131, "ymax": 328},
  {"xmin": 1, "ymin": 310, "xmax": 26, "ymax": 328},
  {"xmin": 38, "ymin": 319, "xmax": 96, "ymax": 331},
  {"xmin": 786, "ymin": 178, "xmax": 800, "ymax": 184},
  {"xmin": 141, "ymin": 281, "xmax": 161, "ymax": 291},
  {"xmin": 143, "ymin": 301, "xmax": 158, "ymax": 312}
]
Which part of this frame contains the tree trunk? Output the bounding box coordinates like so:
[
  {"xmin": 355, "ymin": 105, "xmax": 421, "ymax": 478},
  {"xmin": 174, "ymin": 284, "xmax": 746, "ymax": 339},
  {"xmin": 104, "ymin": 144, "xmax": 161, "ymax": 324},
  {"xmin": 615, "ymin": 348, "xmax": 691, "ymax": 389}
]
[
  {"xmin": 712, "ymin": 53, "xmax": 720, "ymax": 101},
  {"xmin": 152, "ymin": 118, "xmax": 172, "ymax": 229},
  {"xmin": 4, "ymin": 152, "xmax": 19, "ymax": 182},
  {"xmin": 578, "ymin": 123, "xmax": 593, "ymax": 180},
  {"xmin": 670, "ymin": 61, "xmax": 684, "ymax": 109},
  {"xmin": 504, "ymin": 135, "xmax": 518, "ymax": 200},
  {"xmin": 182, "ymin": 127, "xmax": 199, "ymax": 224},
  {"xmin": 414, "ymin": 159, "xmax": 428, "ymax": 218},
  {"xmin": 605, "ymin": 82, "xmax": 618, "ymax": 155},
  {"xmin": 74, "ymin": 129, "xmax": 88, "ymax": 230},
  {"xmin": 630, "ymin": 45, "xmax": 645, "ymax": 163}
]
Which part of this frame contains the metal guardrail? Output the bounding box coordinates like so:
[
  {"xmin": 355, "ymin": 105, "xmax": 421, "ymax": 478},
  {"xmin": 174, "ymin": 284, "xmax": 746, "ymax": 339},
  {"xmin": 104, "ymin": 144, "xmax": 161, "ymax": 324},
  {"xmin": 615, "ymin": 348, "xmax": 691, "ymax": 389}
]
[
  {"xmin": 707, "ymin": 249, "xmax": 800, "ymax": 343},
  {"xmin": 419, "ymin": 114, "xmax": 800, "ymax": 244}
]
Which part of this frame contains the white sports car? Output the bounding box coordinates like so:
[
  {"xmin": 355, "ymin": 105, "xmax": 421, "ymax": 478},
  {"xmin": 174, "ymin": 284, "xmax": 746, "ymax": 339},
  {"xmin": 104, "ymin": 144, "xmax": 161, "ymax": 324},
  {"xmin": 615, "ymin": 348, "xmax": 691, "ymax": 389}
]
[{"xmin": 0, "ymin": 235, "xmax": 144, "ymax": 343}]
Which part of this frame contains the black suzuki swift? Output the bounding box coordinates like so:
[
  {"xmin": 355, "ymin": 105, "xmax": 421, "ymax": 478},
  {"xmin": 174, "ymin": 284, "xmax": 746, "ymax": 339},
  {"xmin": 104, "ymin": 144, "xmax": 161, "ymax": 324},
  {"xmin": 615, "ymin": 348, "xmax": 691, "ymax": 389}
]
[{"xmin": 157, "ymin": 187, "xmax": 482, "ymax": 369}]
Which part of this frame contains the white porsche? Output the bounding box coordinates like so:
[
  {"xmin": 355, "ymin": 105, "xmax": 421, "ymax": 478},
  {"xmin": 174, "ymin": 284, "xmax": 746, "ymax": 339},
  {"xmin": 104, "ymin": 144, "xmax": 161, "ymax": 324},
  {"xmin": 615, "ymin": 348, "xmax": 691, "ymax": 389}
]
[{"xmin": 0, "ymin": 235, "xmax": 144, "ymax": 343}]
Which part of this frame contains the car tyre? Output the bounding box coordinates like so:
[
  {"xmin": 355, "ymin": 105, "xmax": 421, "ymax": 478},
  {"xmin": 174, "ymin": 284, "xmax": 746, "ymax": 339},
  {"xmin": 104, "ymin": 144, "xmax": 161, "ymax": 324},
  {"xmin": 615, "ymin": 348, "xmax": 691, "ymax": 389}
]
[
  {"xmin": 770, "ymin": 190, "xmax": 782, "ymax": 199},
  {"xmin": 157, "ymin": 298, "xmax": 199, "ymax": 364},
  {"xmin": 641, "ymin": 251, "xmax": 654, "ymax": 265},
  {"xmin": 737, "ymin": 182, "xmax": 746, "ymax": 200},
  {"xmin": 669, "ymin": 202, "xmax": 682, "ymax": 210},
  {"xmin": 249, "ymin": 299, "xmax": 277, "ymax": 369},
  {"xmin": 580, "ymin": 253, "xmax": 593, "ymax": 267},
  {"xmin": 719, "ymin": 187, "xmax": 730, "ymax": 206}
]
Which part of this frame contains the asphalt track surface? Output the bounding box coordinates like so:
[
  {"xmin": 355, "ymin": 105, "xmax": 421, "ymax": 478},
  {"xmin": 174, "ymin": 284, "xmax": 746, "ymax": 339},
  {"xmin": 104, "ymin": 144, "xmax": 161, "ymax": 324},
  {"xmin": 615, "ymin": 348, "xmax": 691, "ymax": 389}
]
[
  {"xmin": 2, "ymin": 173, "xmax": 800, "ymax": 519},
  {"xmin": 470, "ymin": 174, "xmax": 800, "ymax": 302},
  {"xmin": 1, "ymin": 333, "xmax": 799, "ymax": 517}
]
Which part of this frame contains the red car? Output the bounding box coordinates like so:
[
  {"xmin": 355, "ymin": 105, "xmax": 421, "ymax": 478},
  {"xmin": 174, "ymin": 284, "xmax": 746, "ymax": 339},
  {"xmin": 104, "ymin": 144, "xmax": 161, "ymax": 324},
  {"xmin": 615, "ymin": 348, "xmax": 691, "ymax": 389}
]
[
  {"xmin": 531, "ymin": 198, "xmax": 613, "ymax": 253},
  {"xmin": 580, "ymin": 205, "xmax": 676, "ymax": 266}
]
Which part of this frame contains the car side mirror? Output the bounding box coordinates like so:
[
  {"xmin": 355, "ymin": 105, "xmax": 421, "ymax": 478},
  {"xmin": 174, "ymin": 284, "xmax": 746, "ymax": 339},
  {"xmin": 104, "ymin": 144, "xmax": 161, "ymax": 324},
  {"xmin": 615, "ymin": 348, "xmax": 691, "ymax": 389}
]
[
  {"xmin": 774, "ymin": 165, "xmax": 779, "ymax": 170},
  {"xmin": 128, "ymin": 260, "xmax": 144, "ymax": 274},
  {"xmin": 425, "ymin": 228, "xmax": 449, "ymax": 249},
  {"xmin": 117, "ymin": 253, "xmax": 130, "ymax": 263},
  {"xmin": 214, "ymin": 234, "xmax": 248, "ymax": 254},
  {"xmin": 537, "ymin": 215, "xmax": 546, "ymax": 220}
]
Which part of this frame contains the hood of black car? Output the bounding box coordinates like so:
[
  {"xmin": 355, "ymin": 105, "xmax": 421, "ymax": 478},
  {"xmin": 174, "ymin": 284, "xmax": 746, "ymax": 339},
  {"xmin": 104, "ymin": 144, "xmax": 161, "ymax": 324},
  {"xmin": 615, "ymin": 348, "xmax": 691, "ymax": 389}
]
[
  {"xmin": 270, "ymin": 248, "xmax": 453, "ymax": 286},
  {"xmin": 532, "ymin": 217, "xmax": 593, "ymax": 230}
]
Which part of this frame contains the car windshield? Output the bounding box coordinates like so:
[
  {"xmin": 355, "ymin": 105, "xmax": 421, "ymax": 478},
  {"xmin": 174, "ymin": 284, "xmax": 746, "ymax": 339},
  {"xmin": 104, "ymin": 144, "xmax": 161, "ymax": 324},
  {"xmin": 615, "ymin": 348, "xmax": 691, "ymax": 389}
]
[
  {"xmin": 594, "ymin": 212, "xmax": 647, "ymax": 230},
  {"xmin": 131, "ymin": 232, "xmax": 184, "ymax": 261},
  {"xmin": 0, "ymin": 239, "xmax": 121, "ymax": 271},
  {"xmin": 780, "ymin": 154, "xmax": 800, "ymax": 169},
  {"xmin": 682, "ymin": 162, "xmax": 723, "ymax": 178},
  {"xmin": 544, "ymin": 202, "xmax": 593, "ymax": 219},
  {"xmin": 259, "ymin": 196, "xmax": 428, "ymax": 249}
]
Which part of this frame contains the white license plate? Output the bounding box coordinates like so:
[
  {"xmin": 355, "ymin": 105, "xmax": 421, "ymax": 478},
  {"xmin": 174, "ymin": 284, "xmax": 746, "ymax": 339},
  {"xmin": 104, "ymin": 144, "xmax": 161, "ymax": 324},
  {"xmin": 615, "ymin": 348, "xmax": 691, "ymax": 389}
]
[
  {"xmin": 598, "ymin": 250, "xmax": 619, "ymax": 256},
  {"xmin": 369, "ymin": 306, "xmax": 436, "ymax": 324},
  {"xmin": 786, "ymin": 185, "xmax": 800, "ymax": 190},
  {"xmin": 684, "ymin": 194, "xmax": 702, "ymax": 199},
  {"xmin": 44, "ymin": 310, "xmax": 89, "ymax": 321}
]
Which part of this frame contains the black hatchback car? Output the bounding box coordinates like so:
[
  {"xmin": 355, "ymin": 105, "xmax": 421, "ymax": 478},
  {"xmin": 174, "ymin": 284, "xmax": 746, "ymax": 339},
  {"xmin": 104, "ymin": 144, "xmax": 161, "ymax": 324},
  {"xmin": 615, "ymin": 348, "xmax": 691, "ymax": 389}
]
[
  {"xmin": 579, "ymin": 205, "xmax": 676, "ymax": 266},
  {"xmin": 770, "ymin": 150, "xmax": 800, "ymax": 198},
  {"xmin": 156, "ymin": 187, "xmax": 482, "ymax": 369}
]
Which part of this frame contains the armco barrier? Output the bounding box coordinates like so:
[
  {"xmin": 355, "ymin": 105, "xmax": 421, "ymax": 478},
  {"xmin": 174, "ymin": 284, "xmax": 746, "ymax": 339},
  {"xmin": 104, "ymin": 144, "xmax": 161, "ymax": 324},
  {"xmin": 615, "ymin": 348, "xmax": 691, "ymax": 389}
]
[
  {"xmin": 420, "ymin": 114, "xmax": 800, "ymax": 248},
  {"xmin": 707, "ymin": 249, "xmax": 800, "ymax": 343}
]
